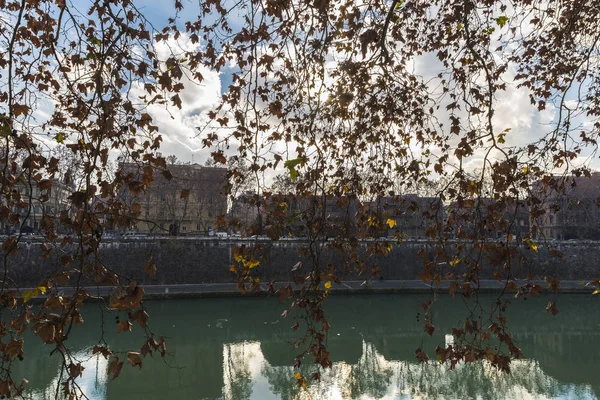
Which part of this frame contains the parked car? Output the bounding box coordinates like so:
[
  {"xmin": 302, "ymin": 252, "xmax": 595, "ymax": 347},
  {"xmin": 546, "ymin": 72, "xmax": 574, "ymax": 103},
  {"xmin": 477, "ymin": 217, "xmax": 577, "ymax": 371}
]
[{"xmin": 121, "ymin": 231, "xmax": 146, "ymax": 239}]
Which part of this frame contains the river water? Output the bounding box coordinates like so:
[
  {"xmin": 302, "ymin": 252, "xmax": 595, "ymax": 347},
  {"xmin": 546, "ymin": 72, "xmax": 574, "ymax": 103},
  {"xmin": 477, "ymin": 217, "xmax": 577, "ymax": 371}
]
[{"xmin": 12, "ymin": 294, "xmax": 600, "ymax": 399}]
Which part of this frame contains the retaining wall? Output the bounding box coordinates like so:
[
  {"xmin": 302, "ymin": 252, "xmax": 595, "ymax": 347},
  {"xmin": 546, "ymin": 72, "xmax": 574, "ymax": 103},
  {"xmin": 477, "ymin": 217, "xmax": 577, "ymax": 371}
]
[{"xmin": 4, "ymin": 238, "xmax": 599, "ymax": 286}]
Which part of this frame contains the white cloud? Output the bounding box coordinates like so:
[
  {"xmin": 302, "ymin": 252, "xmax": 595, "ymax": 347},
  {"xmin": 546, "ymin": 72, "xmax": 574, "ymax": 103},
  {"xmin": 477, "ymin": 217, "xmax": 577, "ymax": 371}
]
[{"xmin": 130, "ymin": 35, "xmax": 223, "ymax": 164}]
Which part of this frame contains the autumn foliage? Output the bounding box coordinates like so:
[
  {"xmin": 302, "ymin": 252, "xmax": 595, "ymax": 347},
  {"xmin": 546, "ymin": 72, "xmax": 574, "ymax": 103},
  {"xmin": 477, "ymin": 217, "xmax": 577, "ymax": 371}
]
[{"xmin": 0, "ymin": 0, "xmax": 599, "ymax": 396}]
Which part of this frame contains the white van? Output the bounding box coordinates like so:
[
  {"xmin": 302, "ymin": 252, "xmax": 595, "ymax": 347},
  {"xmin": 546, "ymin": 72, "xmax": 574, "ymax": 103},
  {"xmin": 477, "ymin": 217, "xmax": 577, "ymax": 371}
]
[{"xmin": 216, "ymin": 232, "xmax": 228, "ymax": 239}]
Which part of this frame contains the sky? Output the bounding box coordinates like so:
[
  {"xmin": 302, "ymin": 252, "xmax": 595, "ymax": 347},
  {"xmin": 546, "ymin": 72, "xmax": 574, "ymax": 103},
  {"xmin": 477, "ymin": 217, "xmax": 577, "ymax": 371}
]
[{"xmin": 55, "ymin": 0, "xmax": 598, "ymax": 174}]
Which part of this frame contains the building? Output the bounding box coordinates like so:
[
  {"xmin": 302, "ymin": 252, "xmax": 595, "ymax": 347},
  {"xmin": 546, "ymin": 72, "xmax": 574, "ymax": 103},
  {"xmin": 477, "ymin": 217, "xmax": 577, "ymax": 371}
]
[
  {"xmin": 239, "ymin": 193, "xmax": 359, "ymax": 238},
  {"xmin": 369, "ymin": 195, "xmax": 444, "ymax": 238},
  {"xmin": 230, "ymin": 192, "xmax": 260, "ymax": 233},
  {"xmin": 119, "ymin": 163, "xmax": 227, "ymax": 235},
  {"xmin": 445, "ymin": 198, "xmax": 530, "ymax": 240},
  {"xmin": 2, "ymin": 178, "xmax": 73, "ymax": 234},
  {"xmin": 533, "ymin": 172, "xmax": 600, "ymax": 240}
]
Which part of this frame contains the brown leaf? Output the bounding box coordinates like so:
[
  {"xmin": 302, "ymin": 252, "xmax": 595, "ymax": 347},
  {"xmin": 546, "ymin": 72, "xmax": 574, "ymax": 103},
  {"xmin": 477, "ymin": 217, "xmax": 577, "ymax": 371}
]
[
  {"xmin": 117, "ymin": 320, "xmax": 133, "ymax": 333},
  {"xmin": 415, "ymin": 347, "xmax": 429, "ymax": 362},
  {"xmin": 144, "ymin": 256, "xmax": 157, "ymax": 278},
  {"xmin": 68, "ymin": 363, "xmax": 84, "ymax": 379},
  {"xmin": 161, "ymin": 170, "xmax": 173, "ymax": 180},
  {"xmin": 131, "ymin": 310, "xmax": 149, "ymax": 328},
  {"xmin": 492, "ymin": 271, "xmax": 503, "ymax": 282},
  {"xmin": 158, "ymin": 337, "xmax": 167, "ymax": 356},
  {"xmin": 424, "ymin": 321, "xmax": 435, "ymax": 336},
  {"xmin": 38, "ymin": 179, "xmax": 53, "ymax": 190},
  {"xmin": 278, "ymin": 285, "xmax": 293, "ymax": 302},
  {"xmin": 107, "ymin": 358, "xmax": 124, "ymax": 380},
  {"xmin": 2, "ymin": 237, "xmax": 17, "ymax": 252},
  {"xmin": 171, "ymin": 94, "xmax": 182, "ymax": 109},
  {"xmin": 34, "ymin": 322, "xmax": 56, "ymax": 344},
  {"xmin": 0, "ymin": 380, "xmax": 12, "ymax": 397},
  {"xmin": 211, "ymin": 151, "xmax": 227, "ymax": 164},
  {"xmin": 92, "ymin": 345, "xmax": 113, "ymax": 359},
  {"xmin": 127, "ymin": 352, "xmax": 143, "ymax": 369},
  {"xmin": 5, "ymin": 339, "xmax": 23, "ymax": 359},
  {"xmin": 13, "ymin": 103, "xmax": 30, "ymax": 117},
  {"xmin": 141, "ymin": 342, "xmax": 152, "ymax": 358},
  {"xmin": 546, "ymin": 300, "xmax": 559, "ymax": 316},
  {"xmin": 420, "ymin": 269, "xmax": 433, "ymax": 282}
]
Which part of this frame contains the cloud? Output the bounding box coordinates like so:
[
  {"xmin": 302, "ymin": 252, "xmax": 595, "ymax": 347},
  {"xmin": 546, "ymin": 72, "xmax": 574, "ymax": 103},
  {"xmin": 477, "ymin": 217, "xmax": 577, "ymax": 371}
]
[{"xmin": 130, "ymin": 35, "xmax": 223, "ymax": 164}]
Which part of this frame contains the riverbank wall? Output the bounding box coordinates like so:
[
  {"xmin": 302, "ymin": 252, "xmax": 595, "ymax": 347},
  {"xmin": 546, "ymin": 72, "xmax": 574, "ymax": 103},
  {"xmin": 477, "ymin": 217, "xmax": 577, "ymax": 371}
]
[{"xmin": 4, "ymin": 238, "xmax": 600, "ymax": 288}]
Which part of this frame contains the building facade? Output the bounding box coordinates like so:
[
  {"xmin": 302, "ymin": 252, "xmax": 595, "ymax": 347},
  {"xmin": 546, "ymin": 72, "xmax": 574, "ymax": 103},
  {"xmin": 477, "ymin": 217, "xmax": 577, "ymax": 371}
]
[
  {"xmin": 120, "ymin": 163, "xmax": 227, "ymax": 235},
  {"xmin": 534, "ymin": 173, "xmax": 600, "ymax": 240},
  {"xmin": 369, "ymin": 195, "xmax": 444, "ymax": 238},
  {"xmin": 445, "ymin": 198, "xmax": 530, "ymax": 241}
]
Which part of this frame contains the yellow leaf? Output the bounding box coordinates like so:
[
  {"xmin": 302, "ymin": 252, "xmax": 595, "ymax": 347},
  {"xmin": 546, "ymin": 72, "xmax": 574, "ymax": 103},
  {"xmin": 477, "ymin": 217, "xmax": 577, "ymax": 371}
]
[
  {"xmin": 38, "ymin": 286, "xmax": 47, "ymax": 295},
  {"xmin": 522, "ymin": 166, "xmax": 529, "ymax": 174},
  {"xmin": 324, "ymin": 281, "xmax": 332, "ymax": 289},
  {"xmin": 234, "ymin": 253, "xmax": 243, "ymax": 263},
  {"xmin": 449, "ymin": 257, "xmax": 460, "ymax": 267},
  {"xmin": 386, "ymin": 218, "xmax": 397, "ymax": 228},
  {"xmin": 368, "ymin": 216, "xmax": 378, "ymax": 227},
  {"xmin": 244, "ymin": 259, "xmax": 260, "ymax": 269},
  {"xmin": 294, "ymin": 372, "xmax": 302, "ymax": 380},
  {"xmin": 523, "ymin": 238, "xmax": 538, "ymax": 252},
  {"xmin": 22, "ymin": 289, "xmax": 39, "ymax": 303},
  {"xmin": 229, "ymin": 264, "xmax": 238, "ymax": 273}
]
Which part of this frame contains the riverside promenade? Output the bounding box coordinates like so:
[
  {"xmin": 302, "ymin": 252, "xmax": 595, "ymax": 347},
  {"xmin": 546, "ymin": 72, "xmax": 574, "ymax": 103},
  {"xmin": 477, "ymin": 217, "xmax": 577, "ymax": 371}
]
[{"xmin": 32, "ymin": 279, "xmax": 593, "ymax": 300}]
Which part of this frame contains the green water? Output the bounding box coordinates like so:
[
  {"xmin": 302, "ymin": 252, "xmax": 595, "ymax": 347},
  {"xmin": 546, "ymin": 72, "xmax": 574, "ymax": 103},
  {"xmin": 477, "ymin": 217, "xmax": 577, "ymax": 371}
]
[{"xmin": 12, "ymin": 294, "xmax": 600, "ymax": 399}]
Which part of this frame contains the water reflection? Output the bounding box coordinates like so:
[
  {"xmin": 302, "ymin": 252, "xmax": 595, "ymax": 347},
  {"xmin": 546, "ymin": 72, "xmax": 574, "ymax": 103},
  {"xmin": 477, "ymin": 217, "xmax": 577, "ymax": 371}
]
[
  {"xmin": 22, "ymin": 350, "xmax": 108, "ymax": 400},
  {"xmin": 13, "ymin": 295, "xmax": 600, "ymax": 399}
]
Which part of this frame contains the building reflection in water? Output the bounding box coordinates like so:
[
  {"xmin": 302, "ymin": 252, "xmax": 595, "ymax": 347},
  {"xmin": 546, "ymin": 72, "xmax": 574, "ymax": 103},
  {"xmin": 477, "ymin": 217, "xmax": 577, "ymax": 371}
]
[{"xmin": 11, "ymin": 295, "xmax": 600, "ymax": 399}]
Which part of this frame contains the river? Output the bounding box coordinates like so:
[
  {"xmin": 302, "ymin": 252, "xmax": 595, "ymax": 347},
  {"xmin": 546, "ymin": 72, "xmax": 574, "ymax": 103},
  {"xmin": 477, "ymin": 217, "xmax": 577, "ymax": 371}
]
[{"xmin": 11, "ymin": 294, "xmax": 600, "ymax": 399}]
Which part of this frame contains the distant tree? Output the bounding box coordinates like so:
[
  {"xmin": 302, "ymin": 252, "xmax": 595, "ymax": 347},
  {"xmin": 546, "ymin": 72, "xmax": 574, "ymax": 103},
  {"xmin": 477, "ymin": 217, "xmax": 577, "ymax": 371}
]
[
  {"xmin": 166, "ymin": 155, "xmax": 179, "ymax": 166},
  {"xmin": 270, "ymin": 173, "xmax": 296, "ymax": 196}
]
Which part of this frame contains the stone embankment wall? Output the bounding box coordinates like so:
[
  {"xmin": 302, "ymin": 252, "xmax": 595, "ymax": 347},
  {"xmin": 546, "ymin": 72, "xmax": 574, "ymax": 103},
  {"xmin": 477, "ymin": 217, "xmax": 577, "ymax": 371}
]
[{"xmin": 4, "ymin": 238, "xmax": 599, "ymax": 287}]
